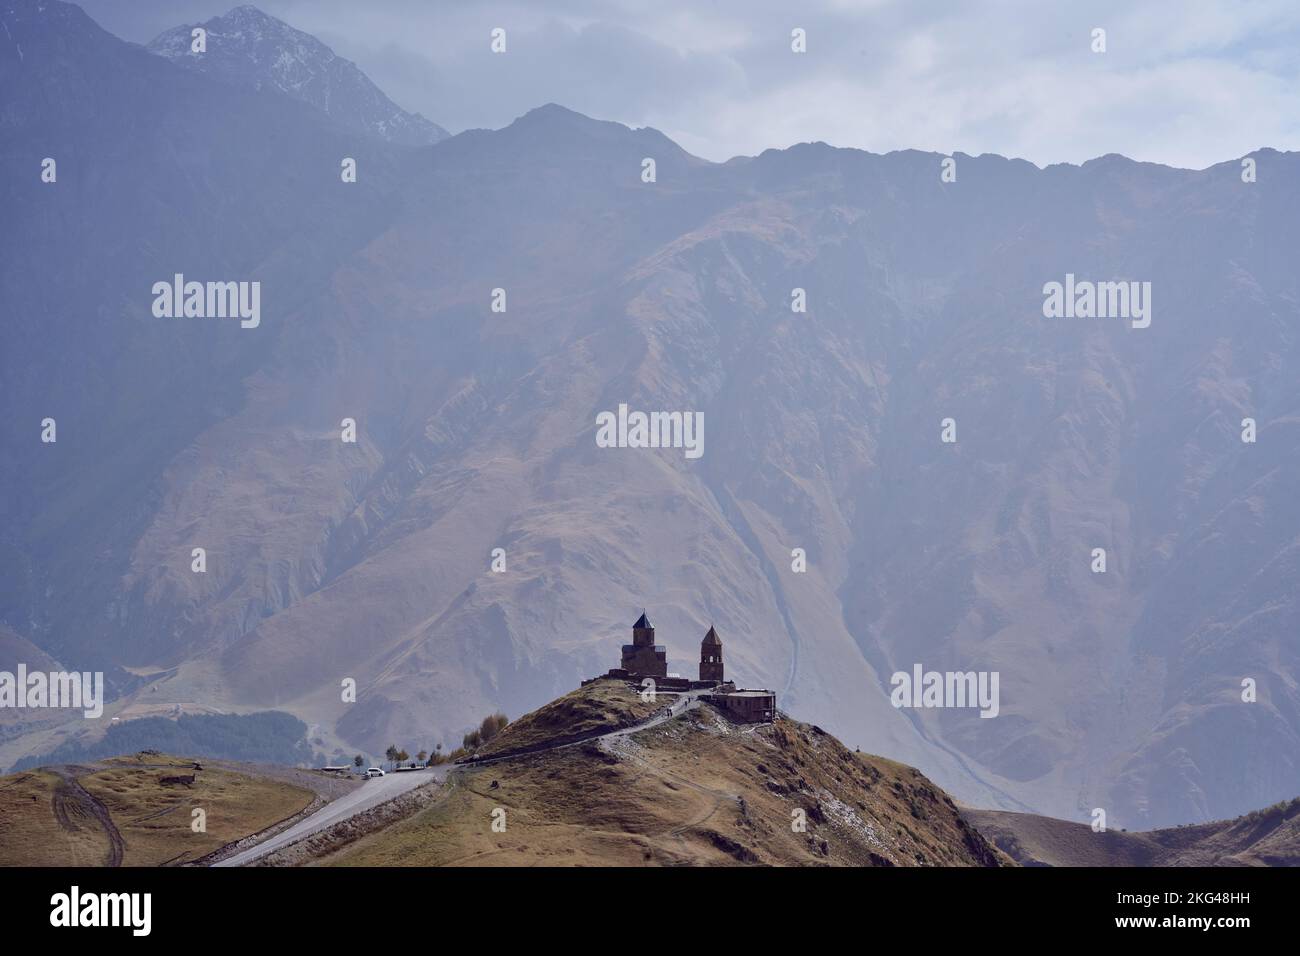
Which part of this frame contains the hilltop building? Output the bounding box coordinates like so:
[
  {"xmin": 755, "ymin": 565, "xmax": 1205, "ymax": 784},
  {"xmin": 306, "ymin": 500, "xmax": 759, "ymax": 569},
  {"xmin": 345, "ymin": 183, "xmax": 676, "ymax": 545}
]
[
  {"xmin": 700, "ymin": 625, "xmax": 724, "ymax": 682},
  {"xmin": 621, "ymin": 611, "xmax": 667, "ymax": 678},
  {"xmin": 584, "ymin": 612, "xmax": 776, "ymax": 723}
]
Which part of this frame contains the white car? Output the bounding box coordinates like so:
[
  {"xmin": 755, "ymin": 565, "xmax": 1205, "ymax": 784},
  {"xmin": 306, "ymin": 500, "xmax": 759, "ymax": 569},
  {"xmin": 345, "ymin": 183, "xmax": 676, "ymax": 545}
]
[{"xmin": 364, "ymin": 767, "xmax": 385, "ymax": 778}]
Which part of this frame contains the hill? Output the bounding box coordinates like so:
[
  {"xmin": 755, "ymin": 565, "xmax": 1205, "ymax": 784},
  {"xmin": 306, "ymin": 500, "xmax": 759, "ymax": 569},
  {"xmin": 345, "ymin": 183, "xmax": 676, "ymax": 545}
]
[
  {"xmin": 965, "ymin": 799, "xmax": 1300, "ymax": 867},
  {"xmin": 0, "ymin": 753, "xmax": 331, "ymax": 866},
  {"xmin": 473, "ymin": 680, "xmax": 658, "ymax": 758},
  {"xmin": 285, "ymin": 681, "xmax": 1007, "ymax": 867}
]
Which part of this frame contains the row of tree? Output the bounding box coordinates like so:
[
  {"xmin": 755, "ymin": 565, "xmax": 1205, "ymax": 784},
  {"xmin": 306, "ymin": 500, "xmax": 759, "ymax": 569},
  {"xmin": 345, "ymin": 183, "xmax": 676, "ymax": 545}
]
[
  {"xmin": 368, "ymin": 712, "xmax": 511, "ymax": 771},
  {"xmin": 12, "ymin": 711, "xmax": 315, "ymax": 772},
  {"xmin": 462, "ymin": 712, "xmax": 509, "ymax": 750}
]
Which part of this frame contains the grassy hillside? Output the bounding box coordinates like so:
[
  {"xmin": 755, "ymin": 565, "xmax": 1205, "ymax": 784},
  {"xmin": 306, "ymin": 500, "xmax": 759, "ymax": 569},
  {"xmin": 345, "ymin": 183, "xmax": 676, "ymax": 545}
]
[
  {"xmin": 312, "ymin": 683, "xmax": 1007, "ymax": 867},
  {"xmin": 965, "ymin": 796, "xmax": 1300, "ymax": 867},
  {"xmin": 0, "ymin": 769, "xmax": 110, "ymax": 866},
  {"xmin": 0, "ymin": 753, "xmax": 319, "ymax": 866},
  {"xmin": 473, "ymin": 679, "xmax": 658, "ymax": 757}
]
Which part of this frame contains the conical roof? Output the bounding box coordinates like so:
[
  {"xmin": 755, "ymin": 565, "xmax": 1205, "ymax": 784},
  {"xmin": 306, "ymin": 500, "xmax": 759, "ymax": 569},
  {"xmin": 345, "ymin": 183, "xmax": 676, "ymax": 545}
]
[
  {"xmin": 702, "ymin": 625, "xmax": 721, "ymax": 645},
  {"xmin": 633, "ymin": 611, "xmax": 652, "ymax": 629}
]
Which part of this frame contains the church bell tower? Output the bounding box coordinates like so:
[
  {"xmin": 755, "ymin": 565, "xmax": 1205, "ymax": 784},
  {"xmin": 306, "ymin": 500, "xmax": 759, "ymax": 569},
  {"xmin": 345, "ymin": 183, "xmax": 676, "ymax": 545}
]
[{"xmin": 699, "ymin": 625, "xmax": 724, "ymax": 683}]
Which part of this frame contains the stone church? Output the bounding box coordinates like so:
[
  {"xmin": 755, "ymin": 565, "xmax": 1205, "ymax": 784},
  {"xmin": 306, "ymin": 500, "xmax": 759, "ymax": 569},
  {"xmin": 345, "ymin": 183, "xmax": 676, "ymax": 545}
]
[{"xmin": 587, "ymin": 611, "xmax": 776, "ymax": 723}]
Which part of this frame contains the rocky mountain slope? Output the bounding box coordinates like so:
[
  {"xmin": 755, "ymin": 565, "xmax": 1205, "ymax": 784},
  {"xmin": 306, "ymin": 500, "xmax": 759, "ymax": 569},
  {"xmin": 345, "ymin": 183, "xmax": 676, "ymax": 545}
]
[
  {"xmin": 147, "ymin": 5, "xmax": 448, "ymax": 145},
  {"xmin": 966, "ymin": 798, "xmax": 1300, "ymax": 867},
  {"xmin": 2, "ymin": 0, "xmax": 1298, "ymax": 831}
]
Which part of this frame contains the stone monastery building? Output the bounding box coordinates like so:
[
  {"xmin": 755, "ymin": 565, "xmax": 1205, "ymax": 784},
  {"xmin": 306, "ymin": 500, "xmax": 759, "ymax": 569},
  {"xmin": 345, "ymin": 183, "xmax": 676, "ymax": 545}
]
[{"xmin": 585, "ymin": 611, "xmax": 777, "ymax": 723}]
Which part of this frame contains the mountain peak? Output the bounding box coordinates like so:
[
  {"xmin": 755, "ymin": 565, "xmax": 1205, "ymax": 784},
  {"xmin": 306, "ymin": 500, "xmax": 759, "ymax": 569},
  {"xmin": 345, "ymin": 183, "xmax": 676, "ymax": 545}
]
[
  {"xmin": 498, "ymin": 103, "xmax": 704, "ymax": 167},
  {"xmin": 511, "ymin": 102, "xmax": 612, "ymax": 132},
  {"xmin": 146, "ymin": 6, "xmax": 448, "ymax": 146},
  {"xmin": 524, "ymin": 102, "xmax": 584, "ymax": 119},
  {"xmin": 213, "ymin": 5, "xmax": 291, "ymax": 33},
  {"xmin": 160, "ymin": 5, "xmax": 310, "ymax": 48}
]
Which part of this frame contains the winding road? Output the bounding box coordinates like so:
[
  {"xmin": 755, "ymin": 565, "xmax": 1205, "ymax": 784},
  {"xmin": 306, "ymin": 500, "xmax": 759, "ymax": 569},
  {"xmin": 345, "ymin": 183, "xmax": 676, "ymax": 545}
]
[
  {"xmin": 213, "ymin": 688, "xmax": 707, "ymax": 866},
  {"xmin": 215, "ymin": 765, "xmax": 449, "ymax": 866}
]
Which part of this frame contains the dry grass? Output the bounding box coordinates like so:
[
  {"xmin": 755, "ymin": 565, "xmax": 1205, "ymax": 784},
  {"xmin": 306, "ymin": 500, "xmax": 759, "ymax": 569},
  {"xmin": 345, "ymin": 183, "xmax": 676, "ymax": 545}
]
[
  {"xmin": 322, "ymin": 692, "xmax": 1007, "ymax": 867},
  {"xmin": 81, "ymin": 766, "xmax": 314, "ymax": 866},
  {"xmin": 0, "ymin": 770, "xmax": 111, "ymax": 866},
  {"xmin": 474, "ymin": 679, "xmax": 658, "ymax": 757},
  {"xmin": 963, "ymin": 810, "xmax": 1160, "ymax": 867},
  {"xmin": 0, "ymin": 754, "xmax": 315, "ymax": 866},
  {"xmin": 965, "ymin": 798, "xmax": 1300, "ymax": 867}
]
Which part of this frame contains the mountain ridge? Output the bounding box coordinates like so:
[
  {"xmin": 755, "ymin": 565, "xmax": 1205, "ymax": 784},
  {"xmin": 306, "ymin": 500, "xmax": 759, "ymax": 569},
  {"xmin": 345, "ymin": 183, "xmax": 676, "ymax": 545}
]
[
  {"xmin": 965, "ymin": 799, "xmax": 1300, "ymax": 867},
  {"xmin": 2, "ymin": 0, "xmax": 1298, "ymax": 833}
]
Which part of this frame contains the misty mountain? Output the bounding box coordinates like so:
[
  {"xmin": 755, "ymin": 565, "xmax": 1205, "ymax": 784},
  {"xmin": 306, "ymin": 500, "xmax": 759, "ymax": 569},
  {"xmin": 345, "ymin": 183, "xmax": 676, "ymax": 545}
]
[
  {"xmin": 147, "ymin": 5, "xmax": 448, "ymax": 146},
  {"xmin": 0, "ymin": 0, "xmax": 416, "ymax": 689},
  {"xmin": 2, "ymin": 0, "xmax": 1298, "ymax": 831}
]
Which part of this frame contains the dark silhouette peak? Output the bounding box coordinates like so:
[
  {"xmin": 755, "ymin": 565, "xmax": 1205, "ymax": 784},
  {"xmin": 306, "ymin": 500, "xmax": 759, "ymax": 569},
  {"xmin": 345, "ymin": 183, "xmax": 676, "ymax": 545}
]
[
  {"xmin": 504, "ymin": 103, "xmax": 700, "ymax": 162},
  {"xmin": 633, "ymin": 611, "xmax": 652, "ymax": 630},
  {"xmin": 703, "ymin": 625, "xmax": 721, "ymax": 646},
  {"xmin": 527, "ymin": 102, "xmax": 583, "ymax": 119},
  {"xmin": 509, "ymin": 103, "xmax": 618, "ymax": 136}
]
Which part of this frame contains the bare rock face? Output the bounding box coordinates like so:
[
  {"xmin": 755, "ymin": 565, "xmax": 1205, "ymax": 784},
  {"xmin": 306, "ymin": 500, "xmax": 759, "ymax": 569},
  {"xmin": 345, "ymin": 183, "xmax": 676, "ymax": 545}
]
[
  {"xmin": 3, "ymin": 3, "xmax": 1299, "ymax": 831},
  {"xmin": 147, "ymin": 5, "xmax": 449, "ymax": 146}
]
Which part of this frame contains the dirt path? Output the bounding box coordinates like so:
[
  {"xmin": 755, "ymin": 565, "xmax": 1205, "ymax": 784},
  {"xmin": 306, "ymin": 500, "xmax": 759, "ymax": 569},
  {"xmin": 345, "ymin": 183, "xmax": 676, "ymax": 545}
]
[
  {"xmin": 49, "ymin": 766, "xmax": 125, "ymax": 867},
  {"xmin": 599, "ymin": 730, "xmax": 738, "ymax": 853}
]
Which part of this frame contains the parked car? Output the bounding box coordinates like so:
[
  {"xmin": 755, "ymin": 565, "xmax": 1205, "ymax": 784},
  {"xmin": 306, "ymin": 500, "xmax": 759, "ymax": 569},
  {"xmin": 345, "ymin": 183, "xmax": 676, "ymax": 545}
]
[{"xmin": 365, "ymin": 767, "xmax": 385, "ymax": 778}]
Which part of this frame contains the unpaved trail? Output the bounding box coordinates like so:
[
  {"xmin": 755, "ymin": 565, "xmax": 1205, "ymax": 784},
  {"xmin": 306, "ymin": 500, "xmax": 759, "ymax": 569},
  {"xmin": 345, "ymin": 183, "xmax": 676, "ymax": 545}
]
[
  {"xmin": 599, "ymin": 720, "xmax": 741, "ymax": 852},
  {"xmin": 50, "ymin": 766, "xmax": 125, "ymax": 867}
]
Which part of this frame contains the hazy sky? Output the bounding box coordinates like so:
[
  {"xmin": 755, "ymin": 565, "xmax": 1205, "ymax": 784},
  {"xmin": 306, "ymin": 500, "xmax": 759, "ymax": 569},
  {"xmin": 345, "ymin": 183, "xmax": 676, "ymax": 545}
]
[{"xmin": 80, "ymin": 0, "xmax": 1300, "ymax": 169}]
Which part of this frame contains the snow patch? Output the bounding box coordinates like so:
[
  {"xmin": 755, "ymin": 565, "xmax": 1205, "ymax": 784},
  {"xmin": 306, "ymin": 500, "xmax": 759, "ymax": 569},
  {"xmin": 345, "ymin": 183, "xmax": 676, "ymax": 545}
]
[{"xmin": 815, "ymin": 787, "xmax": 890, "ymax": 854}]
